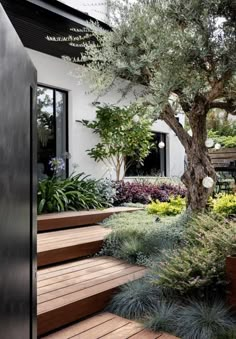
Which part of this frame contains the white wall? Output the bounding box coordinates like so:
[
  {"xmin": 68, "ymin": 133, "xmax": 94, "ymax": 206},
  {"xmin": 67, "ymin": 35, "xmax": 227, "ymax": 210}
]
[{"xmin": 27, "ymin": 48, "xmax": 185, "ymax": 179}]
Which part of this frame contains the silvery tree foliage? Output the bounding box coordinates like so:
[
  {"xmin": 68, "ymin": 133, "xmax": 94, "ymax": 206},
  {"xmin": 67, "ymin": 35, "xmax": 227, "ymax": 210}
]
[{"xmin": 69, "ymin": 0, "xmax": 236, "ymax": 211}]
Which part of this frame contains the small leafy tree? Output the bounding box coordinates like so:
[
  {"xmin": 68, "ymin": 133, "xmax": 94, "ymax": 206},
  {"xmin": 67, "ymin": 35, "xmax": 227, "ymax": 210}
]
[
  {"xmin": 75, "ymin": 0, "xmax": 236, "ymax": 211},
  {"xmin": 80, "ymin": 105, "xmax": 154, "ymax": 181}
]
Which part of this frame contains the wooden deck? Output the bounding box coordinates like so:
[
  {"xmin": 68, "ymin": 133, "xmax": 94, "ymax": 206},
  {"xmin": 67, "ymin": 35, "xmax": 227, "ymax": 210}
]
[
  {"xmin": 37, "ymin": 225, "xmax": 111, "ymax": 267},
  {"xmin": 42, "ymin": 312, "xmax": 178, "ymax": 338},
  {"xmin": 38, "ymin": 207, "xmax": 142, "ymax": 232},
  {"xmin": 37, "ymin": 257, "xmax": 147, "ymax": 336}
]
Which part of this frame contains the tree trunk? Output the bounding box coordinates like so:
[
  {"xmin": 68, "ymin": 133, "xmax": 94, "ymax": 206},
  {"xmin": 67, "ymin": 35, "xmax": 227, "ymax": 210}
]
[
  {"xmin": 182, "ymin": 112, "xmax": 216, "ymax": 211},
  {"xmin": 163, "ymin": 103, "xmax": 216, "ymax": 212},
  {"xmin": 182, "ymin": 147, "xmax": 216, "ymax": 211}
]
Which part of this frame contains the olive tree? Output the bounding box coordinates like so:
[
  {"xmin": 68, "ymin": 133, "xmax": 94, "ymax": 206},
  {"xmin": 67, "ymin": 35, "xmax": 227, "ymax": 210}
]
[{"xmin": 74, "ymin": 0, "xmax": 236, "ymax": 211}]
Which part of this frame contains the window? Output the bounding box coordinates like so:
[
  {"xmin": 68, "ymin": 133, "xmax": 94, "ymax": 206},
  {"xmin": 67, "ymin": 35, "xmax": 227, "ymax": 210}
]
[
  {"xmin": 125, "ymin": 132, "xmax": 166, "ymax": 177},
  {"xmin": 37, "ymin": 85, "xmax": 68, "ymax": 179}
]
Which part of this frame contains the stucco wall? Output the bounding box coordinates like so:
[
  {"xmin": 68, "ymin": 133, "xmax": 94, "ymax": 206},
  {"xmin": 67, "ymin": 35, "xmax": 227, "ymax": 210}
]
[{"xmin": 27, "ymin": 48, "xmax": 185, "ymax": 179}]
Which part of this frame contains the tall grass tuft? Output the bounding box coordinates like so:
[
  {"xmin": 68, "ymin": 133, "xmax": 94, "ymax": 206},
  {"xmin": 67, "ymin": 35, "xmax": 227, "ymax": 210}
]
[
  {"xmin": 145, "ymin": 301, "xmax": 181, "ymax": 334},
  {"xmin": 176, "ymin": 300, "xmax": 236, "ymax": 339},
  {"xmin": 108, "ymin": 279, "xmax": 163, "ymax": 320}
]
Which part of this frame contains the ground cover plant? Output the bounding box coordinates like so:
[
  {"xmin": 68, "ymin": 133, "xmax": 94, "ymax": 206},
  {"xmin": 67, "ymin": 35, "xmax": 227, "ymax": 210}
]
[
  {"xmin": 101, "ymin": 210, "xmax": 188, "ymax": 265},
  {"xmin": 102, "ymin": 210, "xmax": 236, "ymax": 338},
  {"xmin": 113, "ymin": 181, "xmax": 186, "ymax": 205}
]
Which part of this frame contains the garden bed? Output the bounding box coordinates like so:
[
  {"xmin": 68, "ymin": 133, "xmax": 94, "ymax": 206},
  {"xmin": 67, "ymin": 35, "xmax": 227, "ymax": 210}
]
[{"xmin": 100, "ymin": 209, "xmax": 236, "ymax": 338}]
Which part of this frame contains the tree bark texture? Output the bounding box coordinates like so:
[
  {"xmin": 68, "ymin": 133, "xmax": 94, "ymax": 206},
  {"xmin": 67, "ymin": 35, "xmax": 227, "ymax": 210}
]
[{"xmin": 163, "ymin": 103, "xmax": 216, "ymax": 212}]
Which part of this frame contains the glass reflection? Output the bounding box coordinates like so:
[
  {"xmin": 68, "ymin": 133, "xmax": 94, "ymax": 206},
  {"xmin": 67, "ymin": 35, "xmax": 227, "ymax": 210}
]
[{"xmin": 37, "ymin": 86, "xmax": 67, "ymax": 179}]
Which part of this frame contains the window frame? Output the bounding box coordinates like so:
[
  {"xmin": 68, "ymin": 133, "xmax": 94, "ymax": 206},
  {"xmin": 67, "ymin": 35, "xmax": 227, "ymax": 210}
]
[
  {"xmin": 37, "ymin": 83, "xmax": 69, "ymax": 177},
  {"xmin": 125, "ymin": 131, "xmax": 167, "ymax": 177}
]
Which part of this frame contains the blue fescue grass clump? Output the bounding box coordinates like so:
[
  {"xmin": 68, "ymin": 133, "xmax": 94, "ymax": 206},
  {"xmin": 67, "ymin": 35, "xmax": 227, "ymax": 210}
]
[
  {"xmin": 109, "ymin": 276, "xmax": 236, "ymax": 338},
  {"xmin": 144, "ymin": 299, "xmax": 236, "ymax": 338},
  {"xmin": 107, "ymin": 278, "xmax": 163, "ymax": 320},
  {"xmin": 145, "ymin": 301, "xmax": 181, "ymax": 334},
  {"xmin": 176, "ymin": 300, "xmax": 236, "ymax": 339}
]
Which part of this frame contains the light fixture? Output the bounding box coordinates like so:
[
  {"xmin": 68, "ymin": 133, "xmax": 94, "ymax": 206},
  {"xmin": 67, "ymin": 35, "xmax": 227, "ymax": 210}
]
[
  {"xmin": 158, "ymin": 141, "xmax": 165, "ymax": 149},
  {"xmin": 214, "ymin": 143, "xmax": 221, "ymax": 150},
  {"xmin": 202, "ymin": 176, "xmax": 214, "ymax": 189},
  {"xmin": 205, "ymin": 138, "xmax": 214, "ymax": 148}
]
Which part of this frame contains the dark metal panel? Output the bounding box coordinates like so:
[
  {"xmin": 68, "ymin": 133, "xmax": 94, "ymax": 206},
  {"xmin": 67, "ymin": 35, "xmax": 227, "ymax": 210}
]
[{"xmin": 0, "ymin": 4, "xmax": 37, "ymax": 339}]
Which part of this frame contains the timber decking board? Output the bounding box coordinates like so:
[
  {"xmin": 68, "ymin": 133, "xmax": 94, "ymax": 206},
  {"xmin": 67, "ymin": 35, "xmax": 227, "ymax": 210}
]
[
  {"xmin": 42, "ymin": 312, "xmax": 177, "ymax": 339},
  {"xmin": 38, "ymin": 265, "xmax": 142, "ymax": 303},
  {"xmin": 37, "ymin": 257, "xmax": 147, "ymax": 336},
  {"xmin": 37, "ymin": 226, "xmax": 111, "ymax": 267},
  {"xmin": 37, "ymin": 207, "xmax": 143, "ymax": 231},
  {"xmin": 38, "ymin": 260, "xmax": 132, "ymax": 289}
]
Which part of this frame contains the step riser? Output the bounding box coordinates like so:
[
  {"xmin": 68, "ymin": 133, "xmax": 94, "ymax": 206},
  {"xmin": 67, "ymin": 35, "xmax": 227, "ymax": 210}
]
[
  {"xmin": 38, "ymin": 207, "xmax": 142, "ymax": 232},
  {"xmin": 38, "ymin": 240, "xmax": 104, "ymax": 267},
  {"xmin": 38, "ymin": 289, "xmax": 115, "ymax": 336},
  {"xmin": 37, "ymin": 268, "xmax": 146, "ymax": 336},
  {"xmin": 38, "ymin": 213, "xmax": 112, "ymax": 232}
]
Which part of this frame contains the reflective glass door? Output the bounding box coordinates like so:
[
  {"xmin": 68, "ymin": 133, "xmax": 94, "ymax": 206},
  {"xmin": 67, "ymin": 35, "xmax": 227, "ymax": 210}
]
[{"xmin": 37, "ymin": 86, "xmax": 68, "ymax": 179}]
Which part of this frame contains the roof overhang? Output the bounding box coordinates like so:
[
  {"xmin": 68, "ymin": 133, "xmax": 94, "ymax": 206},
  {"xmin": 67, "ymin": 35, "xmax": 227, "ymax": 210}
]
[{"xmin": 1, "ymin": 0, "xmax": 110, "ymax": 61}]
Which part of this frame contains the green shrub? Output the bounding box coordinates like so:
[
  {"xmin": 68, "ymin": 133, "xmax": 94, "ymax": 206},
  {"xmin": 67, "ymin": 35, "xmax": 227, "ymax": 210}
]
[
  {"xmin": 176, "ymin": 300, "xmax": 236, "ymax": 339},
  {"xmin": 208, "ymin": 130, "xmax": 236, "ymax": 148},
  {"xmin": 213, "ymin": 194, "xmax": 236, "ymax": 217},
  {"xmin": 154, "ymin": 215, "xmax": 236, "ymax": 294},
  {"xmin": 37, "ymin": 173, "xmax": 111, "ymax": 214},
  {"xmin": 207, "ymin": 114, "xmax": 236, "ymax": 137},
  {"xmin": 147, "ymin": 196, "xmax": 186, "ymax": 216}
]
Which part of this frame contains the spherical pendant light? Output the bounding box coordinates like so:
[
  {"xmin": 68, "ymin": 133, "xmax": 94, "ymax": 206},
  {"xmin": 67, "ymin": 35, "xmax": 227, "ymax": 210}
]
[
  {"xmin": 214, "ymin": 143, "xmax": 221, "ymax": 150},
  {"xmin": 202, "ymin": 176, "xmax": 214, "ymax": 188},
  {"xmin": 205, "ymin": 138, "xmax": 214, "ymax": 148},
  {"xmin": 158, "ymin": 141, "xmax": 165, "ymax": 149}
]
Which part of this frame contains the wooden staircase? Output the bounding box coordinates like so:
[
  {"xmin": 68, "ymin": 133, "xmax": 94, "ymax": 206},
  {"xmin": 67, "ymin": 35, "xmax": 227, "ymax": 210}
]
[{"xmin": 37, "ymin": 207, "xmax": 177, "ymax": 338}]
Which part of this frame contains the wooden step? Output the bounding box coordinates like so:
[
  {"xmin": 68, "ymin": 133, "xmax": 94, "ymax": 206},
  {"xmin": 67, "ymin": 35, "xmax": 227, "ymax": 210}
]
[
  {"xmin": 38, "ymin": 225, "xmax": 111, "ymax": 267},
  {"xmin": 38, "ymin": 207, "xmax": 142, "ymax": 232},
  {"xmin": 42, "ymin": 312, "xmax": 178, "ymax": 339},
  {"xmin": 37, "ymin": 257, "xmax": 147, "ymax": 336}
]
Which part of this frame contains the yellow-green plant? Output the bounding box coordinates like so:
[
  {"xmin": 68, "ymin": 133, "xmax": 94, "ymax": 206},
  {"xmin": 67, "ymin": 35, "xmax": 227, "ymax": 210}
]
[
  {"xmin": 213, "ymin": 194, "xmax": 236, "ymax": 217},
  {"xmin": 147, "ymin": 196, "xmax": 186, "ymax": 216}
]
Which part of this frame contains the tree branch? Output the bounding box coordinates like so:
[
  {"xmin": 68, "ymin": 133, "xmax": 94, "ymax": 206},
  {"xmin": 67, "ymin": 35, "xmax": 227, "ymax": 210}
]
[
  {"xmin": 209, "ymin": 100, "xmax": 236, "ymax": 115},
  {"xmin": 206, "ymin": 70, "xmax": 232, "ymax": 102},
  {"xmin": 162, "ymin": 104, "xmax": 192, "ymax": 151}
]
